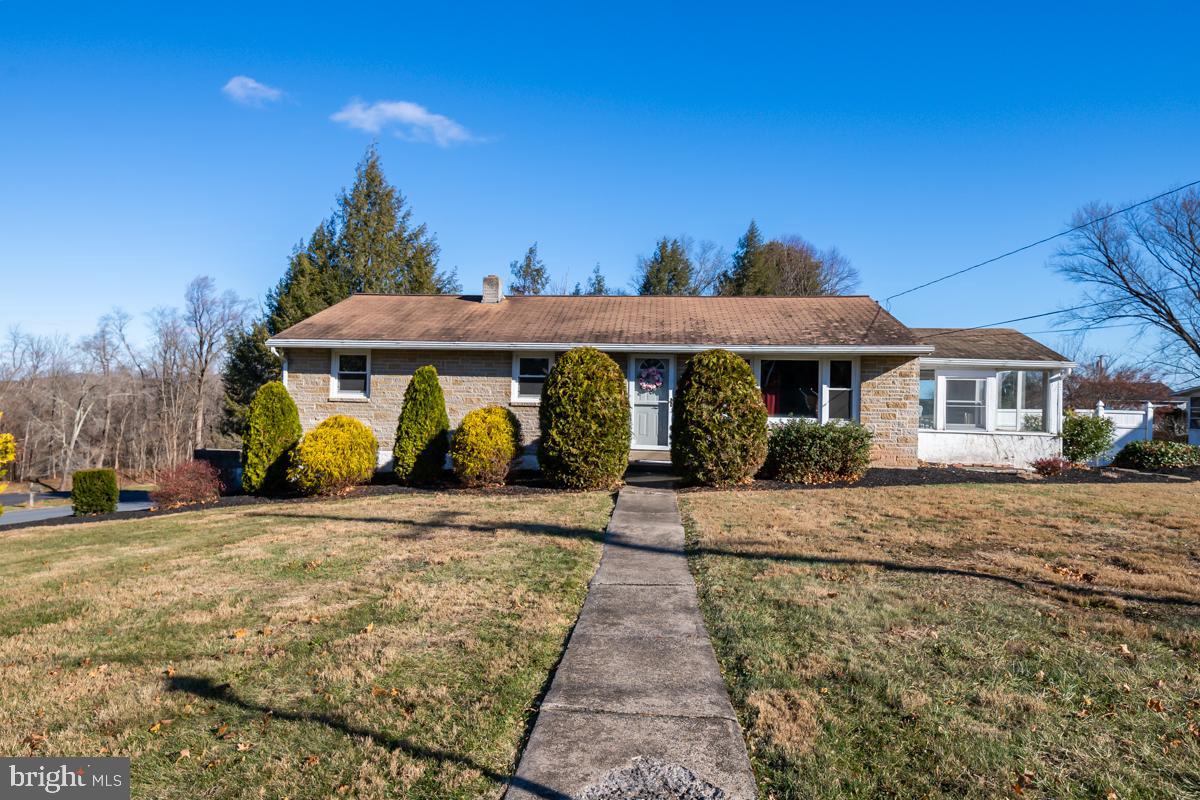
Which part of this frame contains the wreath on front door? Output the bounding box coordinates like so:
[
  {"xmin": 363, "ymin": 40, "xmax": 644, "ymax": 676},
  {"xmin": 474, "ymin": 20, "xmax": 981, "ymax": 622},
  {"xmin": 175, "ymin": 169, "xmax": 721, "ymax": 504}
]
[{"xmin": 638, "ymin": 365, "xmax": 664, "ymax": 393}]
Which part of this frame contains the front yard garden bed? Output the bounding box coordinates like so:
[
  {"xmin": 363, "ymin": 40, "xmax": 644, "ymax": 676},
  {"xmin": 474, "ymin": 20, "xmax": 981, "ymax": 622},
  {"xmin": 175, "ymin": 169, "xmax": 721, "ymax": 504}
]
[
  {"xmin": 683, "ymin": 481, "xmax": 1200, "ymax": 798},
  {"xmin": 0, "ymin": 491, "xmax": 613, "ymax": 799}
]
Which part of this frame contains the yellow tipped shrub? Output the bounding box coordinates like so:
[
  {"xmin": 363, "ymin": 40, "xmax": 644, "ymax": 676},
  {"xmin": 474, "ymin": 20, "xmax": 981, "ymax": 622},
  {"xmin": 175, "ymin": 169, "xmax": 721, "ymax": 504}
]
[
  {"xmin": 450, "ymin": 406, "xmax": 521, "ymax": 488},
  {"xmin": 0, "ymin": 413, "xmax": 16, "ymax": 518},
  {"xmin": 288, "ymin": 415, "xmax": 378, "ymax": 495}
]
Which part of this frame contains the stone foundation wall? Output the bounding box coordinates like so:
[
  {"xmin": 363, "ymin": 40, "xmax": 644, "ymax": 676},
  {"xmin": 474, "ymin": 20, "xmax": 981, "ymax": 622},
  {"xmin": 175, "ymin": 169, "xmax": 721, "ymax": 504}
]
[{"xmin": 858, "ymin": 355, "xmax": 920, "ymax": 467}]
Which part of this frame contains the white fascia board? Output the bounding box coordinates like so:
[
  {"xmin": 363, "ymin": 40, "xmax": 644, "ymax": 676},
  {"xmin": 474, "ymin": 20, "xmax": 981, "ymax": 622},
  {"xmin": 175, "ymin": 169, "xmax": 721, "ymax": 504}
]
[
  {"xmin": 920, "ymin": 356, "xmax": 1077, "ymax": 370},
  {"xmin": 266, "ymin": 338, "xmax": 935, "ymax": 356}
]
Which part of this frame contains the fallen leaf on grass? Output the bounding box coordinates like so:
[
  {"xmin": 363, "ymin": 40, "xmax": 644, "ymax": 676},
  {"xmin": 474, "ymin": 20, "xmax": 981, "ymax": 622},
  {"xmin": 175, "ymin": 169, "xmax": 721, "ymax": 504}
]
[
  {"xmin": 232, "ymin": 629, "xmax": 248, "ymax": 639},
  {"xmin": 236, "ymin": 742, "xmax": 253, "ymax": 752},
  {"xmin": 1012, "ymin": 769, "xmax": 1035, "ymax": 794},
  {"xmin": 148, "ymin": 719, "xmax": 173, "ymax": 733},
  {"xmin": 1147, "ymin": 697, "xmax": 1166, "ymax": 713},
  {"xmin": 177, "ymin": 749, "xmax": 190, "ymax": 761},
  {"xmin": 303, "ymin": 755, "xmax": 320, "ymax": 767},
  {"xmin": 24, "ymin": 733, "xmax": 47, "ymax": 751}
]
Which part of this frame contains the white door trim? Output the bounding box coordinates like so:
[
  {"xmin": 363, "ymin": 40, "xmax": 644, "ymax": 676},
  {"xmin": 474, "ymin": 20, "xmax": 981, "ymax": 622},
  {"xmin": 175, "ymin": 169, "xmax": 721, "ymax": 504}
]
[{"xmin": 628, "ymin": 354, "xmax": 675, "ymax": 450}]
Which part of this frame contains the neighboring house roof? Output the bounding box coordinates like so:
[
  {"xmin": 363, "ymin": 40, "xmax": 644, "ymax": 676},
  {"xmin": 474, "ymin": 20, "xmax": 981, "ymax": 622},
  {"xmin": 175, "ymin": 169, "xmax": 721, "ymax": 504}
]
[
  {"xmin": 268, "ymin": 293, "xmax": 931, "ymax": 352},
  {"xmin": 1172, "ymin": 384, "xmax": 1200, "ymax": 397},
  {"xmin": 912, "ymin": 327, "xmax": 1073, "ymax": 365}
]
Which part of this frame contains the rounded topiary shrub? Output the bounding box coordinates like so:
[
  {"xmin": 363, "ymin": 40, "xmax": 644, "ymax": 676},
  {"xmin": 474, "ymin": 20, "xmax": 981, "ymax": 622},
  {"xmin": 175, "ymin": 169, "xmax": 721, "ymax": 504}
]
[
  {"xmin": 538, "ymin": 347, "xmax": 630, "ymax": 489},
  {"xmin": 1061, "ymin": 411, "xmax": 1115, "ymax": 464},
  {"xmin": 393, "ymin": 365, "xmax": 450, "ymax": 485},
  {"xmin": 72, "ymin": 468, "xmax": 119, "ymax": 515},
  {"xmin": 764, "ymin": 419, "xmax": 873, "ymax": 484},
  {"xmin": 1112, "ymin": 439, "xmax": 1200, "ymax": 471},
  {"xmin": 288, "ymin": 415, "xmax": 378, "ymax": 495},
  {"xmin": 241, "ymin": 381, "xmax": 302, "ymax": 495},
  {"xmin": 451, "ymin": 405, "xmax": 522, "ymax": 488},
  {"xmin": 670, "ymin": 349, "xmax": 768, "ymax": 486}
]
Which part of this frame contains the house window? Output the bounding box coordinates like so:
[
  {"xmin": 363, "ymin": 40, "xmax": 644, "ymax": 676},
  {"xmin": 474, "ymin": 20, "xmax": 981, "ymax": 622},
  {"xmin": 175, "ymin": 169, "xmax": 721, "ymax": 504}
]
[
  {"xmin": 761, "ymin": 360, "xmax": 819, "ymax": 418},
  {"xmin": 997, "ymin": 370, "xmax": 1047, "ymax": 432},
  {"xmin": 918, "ymin": 370, "xmax": 936, "ymax": 429},
  {"xmin": 1191, "ymin": 397, "xmax": 1200, "ymax": 430},
  {"xmin": 944, "ymin": 378, "xmax": 986, "ymax": 430},
  {"xmin": 513, "ymin": 355, "xmax": 553, "ymax": 402},
  {"xmin": 828, "ymin": 360, "xmax": 853, "ymax": 420},
  {"xmin": 332, "ymin": 351, "xmax": 369, "ymax": 398}
]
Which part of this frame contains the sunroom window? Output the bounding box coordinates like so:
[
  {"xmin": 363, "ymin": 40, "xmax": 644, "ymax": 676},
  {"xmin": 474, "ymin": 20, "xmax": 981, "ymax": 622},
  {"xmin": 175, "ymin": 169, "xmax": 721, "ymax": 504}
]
[
  {"xmin": 997, "ymin": 370, "xmax": 1047, "ymax": 432},
  {"xmin": 944, "ymin": 378, "xmax": 986, "ymax": 430},
  {"xmin": 1191, "ymin": 398, "xmax": 1200, "ymax": 430},
  {"xmin": 918, "ymin": 370, "xmax": 936, "ymax": 429}
]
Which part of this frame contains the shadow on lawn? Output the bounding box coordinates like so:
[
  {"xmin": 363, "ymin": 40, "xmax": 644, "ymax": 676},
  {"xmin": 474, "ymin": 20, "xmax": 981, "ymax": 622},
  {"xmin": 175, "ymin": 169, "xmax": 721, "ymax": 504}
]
[
  {"xmin": 165, "ymin": 675, "xmax": 570, "ymax": 800},
  {"xmin": 247, "ymin": 508, "xmax": 1200, "ymax": 610}
]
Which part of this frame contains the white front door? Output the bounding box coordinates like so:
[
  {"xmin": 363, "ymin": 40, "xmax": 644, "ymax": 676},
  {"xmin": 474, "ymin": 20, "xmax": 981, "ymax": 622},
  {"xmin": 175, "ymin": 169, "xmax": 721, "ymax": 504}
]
[{"xmin": 631, "ymin": 356, "xmax": 671, "ymax": 449}]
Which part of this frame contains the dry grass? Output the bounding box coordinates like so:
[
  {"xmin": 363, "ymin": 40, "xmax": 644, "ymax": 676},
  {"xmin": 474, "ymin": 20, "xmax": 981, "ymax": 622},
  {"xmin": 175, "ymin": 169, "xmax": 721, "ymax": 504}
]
[
  {"xmin": 0, "ymin": 490, "xmax": 612, "ymax": 799},
  {"xmin": 682, "ymin": 481, "xmax": 1200, "ymax": 799}
]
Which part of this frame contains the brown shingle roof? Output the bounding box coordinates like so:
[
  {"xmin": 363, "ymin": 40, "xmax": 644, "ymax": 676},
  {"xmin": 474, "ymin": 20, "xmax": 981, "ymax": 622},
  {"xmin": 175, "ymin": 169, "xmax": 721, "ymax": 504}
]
[
  {"xmin": 269, "ymin": 294, "xmax": 926, "ymax": 349},
  {"xmin": 912, "ymin": 327, "xmax": 1071, "ymax": 363}
]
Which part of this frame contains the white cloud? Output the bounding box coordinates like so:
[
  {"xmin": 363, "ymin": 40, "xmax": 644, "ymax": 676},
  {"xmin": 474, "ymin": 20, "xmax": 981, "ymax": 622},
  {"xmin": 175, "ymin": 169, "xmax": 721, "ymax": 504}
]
[
  {"xmin": 330, "ymin": 99, "xmax": 476, "ymax": 147},
  {"xmin": 221, "ymin": 75, "xmax": 284, "ymax": 107}
]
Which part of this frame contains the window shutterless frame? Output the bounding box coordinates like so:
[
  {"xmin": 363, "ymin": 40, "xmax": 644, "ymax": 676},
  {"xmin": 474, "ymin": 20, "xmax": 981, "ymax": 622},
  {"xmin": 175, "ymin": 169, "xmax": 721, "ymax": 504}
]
[
  {"xmin": 510, "ymin": 352, "xmax": 555, "ymax": 404},
  {"xmin": 329, "ymin": 349, "xmax": 371, "ymax": 399},
  {"xmin": 750, "ymin": 357, "xmax": 859, "ymax": 424}
]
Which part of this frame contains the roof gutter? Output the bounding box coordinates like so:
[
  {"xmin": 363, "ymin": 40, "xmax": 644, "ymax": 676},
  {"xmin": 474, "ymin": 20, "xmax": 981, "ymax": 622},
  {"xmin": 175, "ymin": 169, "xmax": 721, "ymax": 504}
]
[
  {"xmin": 920, "ymin": 356, "xmax": 1077, "ymax": 370},
  {"xmin": 265, "ymin": 338, "xmax": 935, "ymax": 356}
]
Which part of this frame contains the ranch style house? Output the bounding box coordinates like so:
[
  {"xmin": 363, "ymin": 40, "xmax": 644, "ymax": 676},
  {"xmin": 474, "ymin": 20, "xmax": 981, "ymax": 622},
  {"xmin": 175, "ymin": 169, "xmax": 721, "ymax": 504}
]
[{"xmin": 267, "ymin": 275, "xmax": 1075, "ymax": 470}]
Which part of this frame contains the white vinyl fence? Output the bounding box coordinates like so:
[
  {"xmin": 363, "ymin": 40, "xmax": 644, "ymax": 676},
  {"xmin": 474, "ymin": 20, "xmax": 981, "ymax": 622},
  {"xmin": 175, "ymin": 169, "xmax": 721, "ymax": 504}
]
[{"xmin": 1071, "ymin": 400, "xmax": 1185, "ymax": 464}]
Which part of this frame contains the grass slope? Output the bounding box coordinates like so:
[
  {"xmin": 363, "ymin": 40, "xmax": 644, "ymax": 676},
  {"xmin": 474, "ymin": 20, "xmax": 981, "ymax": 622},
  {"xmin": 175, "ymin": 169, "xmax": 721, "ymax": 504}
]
[
  {"xmin": 0, "ymin": 491, "xmax": 611, "ymax": 799},
  {"xmin": 683, "ymin": 482, "xmax": 1200, "ymax": 799}
]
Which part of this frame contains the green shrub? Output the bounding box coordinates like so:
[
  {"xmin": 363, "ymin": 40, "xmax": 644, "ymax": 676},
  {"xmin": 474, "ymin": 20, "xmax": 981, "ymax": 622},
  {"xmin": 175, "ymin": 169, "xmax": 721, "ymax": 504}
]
[
  {"xmin": 241, "ymin": 381, "xmax": 302, "ymax": 494},
  {"xmin": 451, "ymin": 405, "xmax": 522, "ymax": 488},
  {"xmin": 670, "ymin": 349, "xmax": 768, "ymax": 486},
  {"xmin": 764, "ymin": 419, "xmax": 873, "ymax": 484},
  {"xmin": 538, "ymin": 347, "xmax": 630, "ymax": 489},
  {"xmin": 1112, "ymin": 440, "xmax": 1200, "ymax": 471},
  {"xmin": 288, "ymin": 415, "xmax": 378, "ymax": 495},
  {"xmin": 72, "ymin": 468, "xmax": 118, "ymax": 515},
  {"xmin": 392, "ymin": 365, "xmax": 450, "ymax": 485},
  {"xmin": 1061, "ymin": 411, "xmax": 1116, "ymax": 463}
]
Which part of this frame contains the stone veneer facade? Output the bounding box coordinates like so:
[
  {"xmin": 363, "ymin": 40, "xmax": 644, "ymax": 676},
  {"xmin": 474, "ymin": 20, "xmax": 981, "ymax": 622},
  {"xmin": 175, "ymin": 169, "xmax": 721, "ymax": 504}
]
[
  {"xmin": 283, "ymin": 348, "xmax": 921, "ymax": 468},
  {"xmin": 857, "ymin": 355, "xmax": 920, "ymax": 467}
]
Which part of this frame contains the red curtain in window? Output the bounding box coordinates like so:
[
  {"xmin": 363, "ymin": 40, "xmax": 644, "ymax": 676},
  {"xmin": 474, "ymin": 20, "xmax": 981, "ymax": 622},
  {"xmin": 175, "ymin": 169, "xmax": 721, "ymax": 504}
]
[{"xmin": 762, "ymin": 364, "xmax": 780, "ymax": 415}]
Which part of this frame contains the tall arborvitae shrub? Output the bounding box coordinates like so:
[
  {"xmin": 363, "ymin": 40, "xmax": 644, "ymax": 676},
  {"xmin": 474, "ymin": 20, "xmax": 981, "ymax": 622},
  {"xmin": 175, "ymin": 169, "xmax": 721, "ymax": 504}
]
[
  {"xmin": 392, "ymin": 366, "xmax": 450, "ymax": 485},
  {"xmin": 670, "ymin": 349, "xmax": 768, "ymax": 486},
  {"xmin": 538, "ymin": 347, "xmax": 631, "ymax": 489},
  {"xmin": 241, "ymin": 381, "xmax": 302, "ymax": 495}
]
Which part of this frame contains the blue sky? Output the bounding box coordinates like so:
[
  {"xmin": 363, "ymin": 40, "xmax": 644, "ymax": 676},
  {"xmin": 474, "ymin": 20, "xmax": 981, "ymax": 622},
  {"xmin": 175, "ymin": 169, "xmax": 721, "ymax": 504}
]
[{"xmin": 2, "ymin": 2, "xmax": 1198, "ymax": 368}]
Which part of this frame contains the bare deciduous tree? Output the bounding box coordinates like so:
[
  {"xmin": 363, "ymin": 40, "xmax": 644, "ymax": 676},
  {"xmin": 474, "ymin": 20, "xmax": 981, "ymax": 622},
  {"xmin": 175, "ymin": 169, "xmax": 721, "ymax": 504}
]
[
  {"xmin": 184, "ymin": 277, "xmax": 248, "ymax": 450},
  {"xmin": 1054, "ymin": 188, "xmax": 1200, "ymax": 379}
]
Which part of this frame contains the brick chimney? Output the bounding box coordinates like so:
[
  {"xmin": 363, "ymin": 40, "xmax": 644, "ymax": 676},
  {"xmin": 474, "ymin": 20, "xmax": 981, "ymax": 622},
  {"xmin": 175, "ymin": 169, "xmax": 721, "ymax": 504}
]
[{"xmin": 482, "ymin": 274, "xmax": 503, "ymax": 303}]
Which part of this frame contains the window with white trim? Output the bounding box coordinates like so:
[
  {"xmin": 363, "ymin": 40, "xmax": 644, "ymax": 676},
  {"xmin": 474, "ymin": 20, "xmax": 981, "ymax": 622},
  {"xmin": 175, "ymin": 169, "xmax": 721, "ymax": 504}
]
[
  {"xmin": 918, "ymin": 370, "xmax": 936, "ymax": 429},
  {"xmin": 332, "ymin": 351, "xmax": 370, "ymax": 398},
  {"xmin": 944, "ymin": 377, "xmax": 986, "ymax": 430},
  {"xmin": 997, "ymin": 370, "xmax": 1047, "ymax": 432},
  {"xmin": 1191, "ymin": 397, "xmax": 1200, "ymax": 430},
  {"xmin": 757, "ymin": 358, "xmax": 857, "ymax": 422},
  {"xmin": 512, "ymin": 354, "xmax": 553, "ymax": 402},
  {"xmin": 827, "ymin": 360, "xmax": 854, "ymax": 420}
]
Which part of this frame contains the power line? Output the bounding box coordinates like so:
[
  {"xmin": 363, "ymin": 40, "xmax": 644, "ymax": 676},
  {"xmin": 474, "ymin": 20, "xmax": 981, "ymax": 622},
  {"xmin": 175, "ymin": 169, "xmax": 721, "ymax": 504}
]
[
  {"xmin": 885, "ymin": 178, "xmax": 1200, "ymax": 305},
  {"xmin": 921, "ymin": 283, "xmax": 1192, "ymax": 338}
]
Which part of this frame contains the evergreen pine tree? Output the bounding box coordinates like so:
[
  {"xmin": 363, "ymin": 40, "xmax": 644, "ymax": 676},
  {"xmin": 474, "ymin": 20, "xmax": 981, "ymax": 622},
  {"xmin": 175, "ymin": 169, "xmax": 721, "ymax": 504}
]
[
  {"xmin": 221, "ymin": 146, "xmax": 456, "ymax": 435},
  {"xmin": 586, "ymin": 263, "xmax": 608, "ymax": 295},
  {"xmin": 636, "ymin": 238, "xmax": 693, "ymax": 295},
  {"xmin": 509, "ymin": 243, "xmax": 549, "ymax": 295},
  {"xmin": 718, "ymin": 221, "xmax": 770, "ymax": 295}
]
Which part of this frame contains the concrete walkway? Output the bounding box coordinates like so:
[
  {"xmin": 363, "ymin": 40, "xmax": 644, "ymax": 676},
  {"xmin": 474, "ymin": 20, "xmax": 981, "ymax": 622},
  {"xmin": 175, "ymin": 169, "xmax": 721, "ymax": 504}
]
[{"xmin": 507, "ymin": 486, "xmax": 757, "ymax": 799}]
